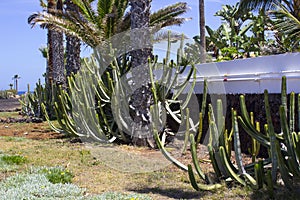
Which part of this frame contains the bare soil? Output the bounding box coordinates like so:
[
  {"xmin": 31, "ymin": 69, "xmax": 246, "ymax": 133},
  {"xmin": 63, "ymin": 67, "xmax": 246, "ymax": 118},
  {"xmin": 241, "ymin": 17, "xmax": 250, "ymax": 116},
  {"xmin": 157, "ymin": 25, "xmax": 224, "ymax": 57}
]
[
  {"xmin": 0, "ymin": 98, "xmax": 21, "ymax": 112},
  {"xmin": 0, "ymin": 110, "xmax": 297, "ymax": 199}
]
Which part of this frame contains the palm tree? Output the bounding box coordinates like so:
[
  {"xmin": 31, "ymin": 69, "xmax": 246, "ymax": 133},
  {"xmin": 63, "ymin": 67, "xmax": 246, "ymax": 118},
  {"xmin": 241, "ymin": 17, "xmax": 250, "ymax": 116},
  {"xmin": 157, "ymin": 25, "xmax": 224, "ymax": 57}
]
[
  {"xmin": 42, "ymin": 0, "xmax": 65, "ymax": 87},
  {"xmin": 12, "ymin": 75, "xmax": 21, "ymax": 92},
  {"xmin": 199, "ymin": 0, "xmax": 206, "ymax": 63},
  {"xmin": 51, "ymin": 0, "xmax": 65, "ymax": 86},
  {"xmin": 9, "ymin": 84, "xmax": 13, "ymax": 90},
  {"xmin": 28, "ymin": 0, "xmax": 189, "ymax": 48},
  {"xmin": 128, "ymin": 0, "xmax": 153, "ymax": 146},
  {"xmin": 65, "ymin": 0, "xmax": 81, "ymax": 77}
]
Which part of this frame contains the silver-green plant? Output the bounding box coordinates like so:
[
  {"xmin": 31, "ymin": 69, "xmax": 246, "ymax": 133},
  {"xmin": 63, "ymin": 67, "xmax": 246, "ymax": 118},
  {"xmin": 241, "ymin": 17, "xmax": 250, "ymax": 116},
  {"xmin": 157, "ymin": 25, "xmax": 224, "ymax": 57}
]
[{"xmin": 41, "ymin": 35, "xmax": 197, "ymax": 145}]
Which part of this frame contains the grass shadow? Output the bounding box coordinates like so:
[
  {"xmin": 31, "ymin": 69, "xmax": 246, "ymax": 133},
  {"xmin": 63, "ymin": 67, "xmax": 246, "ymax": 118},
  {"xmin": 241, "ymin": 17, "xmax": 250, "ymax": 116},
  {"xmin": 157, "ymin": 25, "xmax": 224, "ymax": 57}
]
[{"xmin": 129, "ymin": 187, "xmax": 203, "ymax": 199}]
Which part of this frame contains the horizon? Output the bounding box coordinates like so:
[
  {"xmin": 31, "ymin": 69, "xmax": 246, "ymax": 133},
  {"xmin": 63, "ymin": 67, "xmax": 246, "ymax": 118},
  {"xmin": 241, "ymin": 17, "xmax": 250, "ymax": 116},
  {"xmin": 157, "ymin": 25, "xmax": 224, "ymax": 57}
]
[{"xmin": 0, "ymin": 0, "xmax": 238, "ymax": 91}]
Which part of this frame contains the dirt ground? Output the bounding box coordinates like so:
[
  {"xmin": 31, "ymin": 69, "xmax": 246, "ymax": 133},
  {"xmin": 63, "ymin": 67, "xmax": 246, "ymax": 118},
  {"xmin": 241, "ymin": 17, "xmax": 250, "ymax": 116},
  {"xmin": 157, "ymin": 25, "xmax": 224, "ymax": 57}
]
[
  {"xmin": 0, "ymin": 98, "xmax": 22, "ymax": 112},
  {"xmin": 0, "ymin": 100, "xmax": 297, "ymax": 199}
]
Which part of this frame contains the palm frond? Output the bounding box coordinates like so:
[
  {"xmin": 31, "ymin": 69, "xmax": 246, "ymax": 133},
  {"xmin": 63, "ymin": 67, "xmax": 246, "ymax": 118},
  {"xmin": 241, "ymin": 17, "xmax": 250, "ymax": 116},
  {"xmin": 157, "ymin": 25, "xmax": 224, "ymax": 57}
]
[
  {"xmin": 269, "ymin": 3, "xmax": 300, "ymax": 47},
  {"xmin": 28, "ymin": 11, "xmax": 101, "ymax": 47},
  {"xmin": 152, "ymin": 30, "xmax": 186, "ymax": 43},
  {"xmin": 239, "ymin": 0, "xmax": 279, "ymax": 11},
  {"xmin": 39, "ymin": 0, "xmax": 47, "ymax": 9},
  {"xmin": 72, "ymin": 0, "xmax": 99, "ymax": 26},
  {"xmin": 150, "ymin": 2, "xmax": 189, "ymax": 27}
]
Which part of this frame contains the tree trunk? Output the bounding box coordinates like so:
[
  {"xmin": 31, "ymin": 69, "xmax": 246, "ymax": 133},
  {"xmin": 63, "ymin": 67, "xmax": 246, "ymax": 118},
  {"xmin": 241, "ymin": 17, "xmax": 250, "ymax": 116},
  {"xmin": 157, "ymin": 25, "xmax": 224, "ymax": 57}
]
[
  {"xmin": 129, "ymin": 0, "xmax": 154, "ymax": 146},
  {"xmin": 47, "ymin": 0, "xmax": 55, "ymax": 88},
  {"xmin": 65, "ymin": 0, "xmax": 81, "ymax": 78},
  {"xmin": 294, "ymin": 0, "xmax": 300, "ymax": 20},
  {"xmin": 50, "ymin": 0, "xmax": 65, "ymax": 86},
  {"xmin": 199, "ymin": 0, "xmax": 206, "ymax": 63}
]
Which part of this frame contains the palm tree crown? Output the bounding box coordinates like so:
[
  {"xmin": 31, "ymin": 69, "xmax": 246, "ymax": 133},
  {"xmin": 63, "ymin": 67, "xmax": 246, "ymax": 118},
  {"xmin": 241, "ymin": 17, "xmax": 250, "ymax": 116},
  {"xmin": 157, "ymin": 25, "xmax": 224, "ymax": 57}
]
[{"xmin": 28, "ymin": 0, "xmax": 190, "ymax": 48}]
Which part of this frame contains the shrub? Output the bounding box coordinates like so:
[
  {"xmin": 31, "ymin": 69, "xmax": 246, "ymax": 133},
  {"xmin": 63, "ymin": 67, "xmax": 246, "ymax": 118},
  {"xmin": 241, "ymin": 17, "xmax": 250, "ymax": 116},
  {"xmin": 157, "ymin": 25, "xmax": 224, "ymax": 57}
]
[{"xmin": 1, "ymin": 155, "xmax": 27, "ymax": 165}]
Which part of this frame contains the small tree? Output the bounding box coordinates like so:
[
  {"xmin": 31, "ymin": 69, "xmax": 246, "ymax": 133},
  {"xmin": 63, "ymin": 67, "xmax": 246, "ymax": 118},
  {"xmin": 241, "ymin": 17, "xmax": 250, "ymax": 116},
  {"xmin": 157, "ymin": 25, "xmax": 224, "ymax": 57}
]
[
  {"xmin": 12, "ymin": 74, "xmax": 21, "ymax": 92},
  {"xmin": 9, "ymin": 83, "xmax": 13, "ymax": 90}
]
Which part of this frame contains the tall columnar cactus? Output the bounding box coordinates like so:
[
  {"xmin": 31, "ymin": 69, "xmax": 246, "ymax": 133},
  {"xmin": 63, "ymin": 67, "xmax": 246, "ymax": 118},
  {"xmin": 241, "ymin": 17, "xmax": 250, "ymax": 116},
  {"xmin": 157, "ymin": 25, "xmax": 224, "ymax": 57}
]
[
  {"xmin": 156, "ymin": 76, "xmax": 299, "ymax": 195},
  {"xmin": 20, "ymin": 79, "xmax": 55, "ymax": 119},
  {"xmin": 40, "ymin": 35, "xmax": 198, "ymax": 145}
]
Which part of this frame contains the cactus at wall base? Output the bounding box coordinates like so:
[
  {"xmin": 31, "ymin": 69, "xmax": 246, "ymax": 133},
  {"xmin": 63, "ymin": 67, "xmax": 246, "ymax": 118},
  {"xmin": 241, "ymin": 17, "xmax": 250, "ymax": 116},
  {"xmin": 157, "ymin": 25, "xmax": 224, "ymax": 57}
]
[{"xmin": 238, "ymin": 76, "xmax": 300, "ymax": 190}]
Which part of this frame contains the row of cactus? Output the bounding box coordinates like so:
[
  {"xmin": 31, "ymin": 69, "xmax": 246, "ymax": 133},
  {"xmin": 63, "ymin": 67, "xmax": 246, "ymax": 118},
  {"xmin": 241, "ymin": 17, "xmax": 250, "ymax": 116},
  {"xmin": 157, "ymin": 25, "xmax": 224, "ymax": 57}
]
[
  {"xmin": 19, "ymin": 79, "xmax": 55, "ymax": 119},
  {"xmin": 39, "ymin": 34, "xmax": 197, "ymax": 144},
  {"xmin": 154, "ymin": 76, "xmax": 300, "ymax": 197}
]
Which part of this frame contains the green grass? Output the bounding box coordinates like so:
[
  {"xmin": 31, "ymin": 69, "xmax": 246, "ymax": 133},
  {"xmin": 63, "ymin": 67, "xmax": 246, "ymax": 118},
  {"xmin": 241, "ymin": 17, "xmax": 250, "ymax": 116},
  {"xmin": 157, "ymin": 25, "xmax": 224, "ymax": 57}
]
[
  {"xmin": 0, "ymin": 112, "xmax": 20, "ymax": 118},
  {"xmin": 1, "ymin": 155, "xmax": 27, "ymax": 165}
]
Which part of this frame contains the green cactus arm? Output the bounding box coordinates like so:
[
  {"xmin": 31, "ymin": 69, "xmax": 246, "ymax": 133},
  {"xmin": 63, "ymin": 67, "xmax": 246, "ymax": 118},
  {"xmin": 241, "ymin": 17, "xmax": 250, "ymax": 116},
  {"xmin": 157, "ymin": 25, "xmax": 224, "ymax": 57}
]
[
  {"xmin": 293, "ymin": 132, "xmax": 300, "ymax": 161},
  {"xmin": 190, "ymin": 134, "xmax": 207, "ymax": 181},
  {"xmin": 242, "ymin": 173, "xmax": 258, "ymax": 190},
  {"xmin": 196, "ymin": 112, "xmax": 203, "ymax": 144},
  {"xmin": 217, "ymin": 99, "xmax": 225, "ymax": 148},
  {"xmin": 207, "ymin": 144, "xmax": 222, "ymax": 178},
  {"xmin": 265, "ymin": 170, "xmax": 274, "ymax": 199},
  {"xmin": 238, "ymin": 116, "xmax": 270, "ymax": 147},
  {"xmin": 274, "ymin": 140, "xmax": 293, "ymax": 189},
  {"xmin": 41, "ymin": 103, "xmax": 65, "ymax": 134},
  {"xmin": 264, "ymin": 89, "xmax": 279, "ymax": 183},
  {"xmin": 279, "ymin": 105, "xmax": 300, "ymax": 177},
  {"xmin": 281, "ymin": 76, "xmax": 287, "ymax": 117},
  {"xmin": 173, "ymin": 66, "xmax": 194, "ymax": 96},
  {"xmin": 153, "ymin": 128, "xmax": 188, "ymax": 171},
  {"xmin": 200, "ymin": 79, "xmax": 207, "ymax": 120},
  {"xmin": 233, "ymin": 110, "xmax": 246, "ymax": 174},
  {"xmin": 182, "ymin": 65, "xmax": 197, "ymax": 110},
  {"xmin": 239, "ymin": 95, "xmax": 270, "ymax": 144},
  {"xmin": 289, "ymin": 92, "xmax": 295, "ymax": 132},
  {"xmin": 188, "ymin": 165, "xmax": 223, "ymax": 191},
  {"xmin": 219, "ymin": 146, "xmax": 246, "ymax": 186},
  {"xmin": 182, "ymin": 109, "xmax": 190, "ymax": 154},
  {"xmin": 254, "ymin": 160, "xmax": 264, "ymax": 189},
  {"xmin": 151, "ymin": 105, "xmax": 188, "ymax": 171}
]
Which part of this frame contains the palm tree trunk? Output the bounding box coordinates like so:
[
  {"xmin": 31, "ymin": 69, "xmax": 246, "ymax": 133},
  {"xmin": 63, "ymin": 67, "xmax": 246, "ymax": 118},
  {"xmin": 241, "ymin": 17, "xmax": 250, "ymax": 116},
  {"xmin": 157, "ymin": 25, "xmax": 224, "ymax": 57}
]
[
  {"xmin": 50, "ymin": 0, "xmax": 65, "ymax": 86},
  {"xmin": 199, "ymin": 0, "xmax": 206, "ymax": 63},
  {"xmin": 129, "ymin": 0, "xmax": 154, "ymax": 146},
  {"xmin": 47, "ymin": 0, "xmax": 55, "ymax": 88},
  {"xmin": 294, "ymin": 0, "xmax": 300, "ymax": 19},
  {"xmin": 65, "ymin": 0, "xmax": 81, "ymax": 78}
]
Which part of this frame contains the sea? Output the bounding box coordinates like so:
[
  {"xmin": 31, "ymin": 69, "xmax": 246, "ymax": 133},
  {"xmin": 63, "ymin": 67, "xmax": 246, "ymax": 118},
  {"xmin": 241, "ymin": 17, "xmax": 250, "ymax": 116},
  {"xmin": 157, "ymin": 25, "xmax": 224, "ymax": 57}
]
[{"xmin": 17, "ymin": 91, "xmax": 32, "ymax": 95}]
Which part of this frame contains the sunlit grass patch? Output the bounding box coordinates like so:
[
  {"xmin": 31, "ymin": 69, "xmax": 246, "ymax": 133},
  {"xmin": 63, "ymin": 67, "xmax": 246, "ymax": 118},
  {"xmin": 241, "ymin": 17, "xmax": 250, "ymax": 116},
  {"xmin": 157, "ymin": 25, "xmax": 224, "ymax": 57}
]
[
  {"xmin": 0, "ymin": 136, "xmax": 27, "ymax": 142},
  {"xmin": 1, "ymin": 154, "xmax": 27, "ymax": 165},
  {"xmin": 33, "ymin": 166, "xmax": 74, "ymax": 184},
  {"xmin": 0, "ymin": 112, "xmax": 20, "ymax": 118}
]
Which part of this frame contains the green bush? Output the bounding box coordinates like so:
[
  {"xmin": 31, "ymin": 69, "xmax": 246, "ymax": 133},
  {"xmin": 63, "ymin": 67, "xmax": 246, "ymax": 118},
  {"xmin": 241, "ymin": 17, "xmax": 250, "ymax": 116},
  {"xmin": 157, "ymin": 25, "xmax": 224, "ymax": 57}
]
[
  {"xmin": 38, "ymin": 166, "xmax": 74, "ymax": 184},
  {"xmin": 1, "ymin": 155, "xmax": 27, "ymax": 165}
]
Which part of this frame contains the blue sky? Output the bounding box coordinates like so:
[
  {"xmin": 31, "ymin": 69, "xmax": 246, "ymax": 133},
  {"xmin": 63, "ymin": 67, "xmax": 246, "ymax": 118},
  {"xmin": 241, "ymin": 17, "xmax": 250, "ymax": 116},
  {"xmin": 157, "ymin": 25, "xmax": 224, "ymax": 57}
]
[{"xmin": 0, "ymin": 0, "xmax": 238, "ymax": 91}]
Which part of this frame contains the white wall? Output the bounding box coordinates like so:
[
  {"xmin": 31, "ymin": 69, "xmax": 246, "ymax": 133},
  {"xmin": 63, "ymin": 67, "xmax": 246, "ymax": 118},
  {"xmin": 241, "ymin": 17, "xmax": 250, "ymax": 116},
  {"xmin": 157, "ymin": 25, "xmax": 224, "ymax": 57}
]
[{"xmin": 191, "ymin": 53, "xmax": 300, "ymax": 94}]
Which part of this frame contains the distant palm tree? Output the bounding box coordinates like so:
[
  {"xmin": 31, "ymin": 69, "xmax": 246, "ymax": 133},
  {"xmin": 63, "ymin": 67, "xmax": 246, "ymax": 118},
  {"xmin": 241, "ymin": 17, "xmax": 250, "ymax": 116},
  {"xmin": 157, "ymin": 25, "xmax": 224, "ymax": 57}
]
[
  {"xmin": 9, "ymin": 83, "xmax": 13, "ymax": 90},
  {"xmin": 12, "ymin": 75, "xmax": 21, "ymax": 92}
]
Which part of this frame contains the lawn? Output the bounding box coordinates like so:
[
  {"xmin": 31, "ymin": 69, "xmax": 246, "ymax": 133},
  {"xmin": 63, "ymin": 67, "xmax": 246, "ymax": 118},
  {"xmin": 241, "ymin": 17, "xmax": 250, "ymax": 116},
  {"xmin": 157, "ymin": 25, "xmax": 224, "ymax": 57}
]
[{"xmin": 0, "ymin": 112, "xmax": 298, "ymax": 199}]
